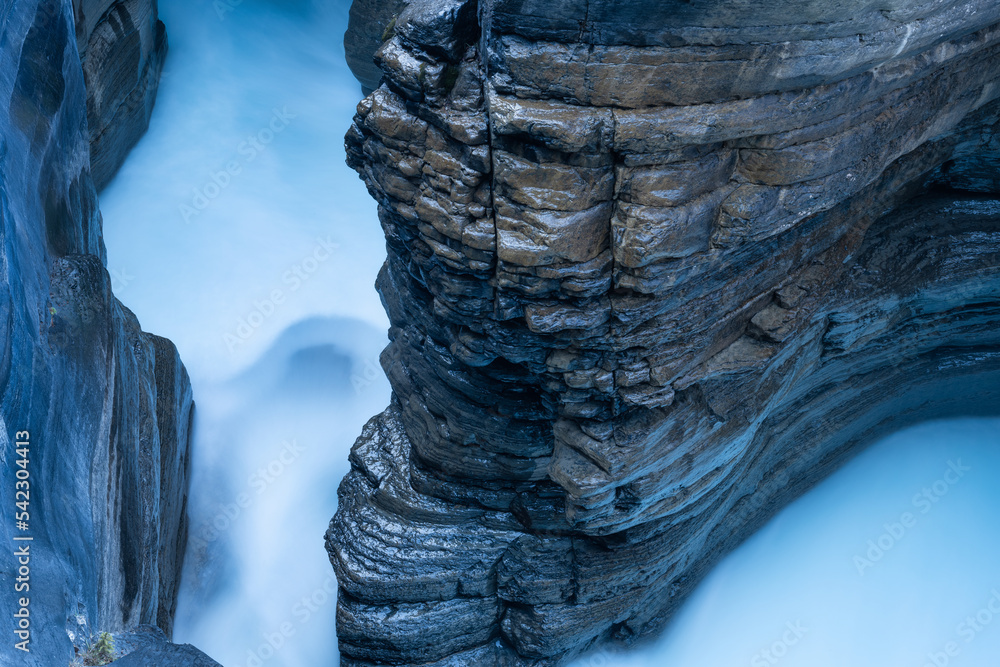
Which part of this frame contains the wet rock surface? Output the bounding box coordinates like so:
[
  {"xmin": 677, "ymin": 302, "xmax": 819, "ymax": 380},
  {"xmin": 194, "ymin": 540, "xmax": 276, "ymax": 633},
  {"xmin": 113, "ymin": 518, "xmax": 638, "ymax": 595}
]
[
  {"xmin": 74, "ymin": 0, "xmax": 168, "ymax": 190},
  {"xmin": 344, "ymin": 0, "xmax": 408, "ymax": 96},
  {"xmin": 1, "ymin": 0, "xmax": 191, "ymax": 664},
  {"xmin": 334, "ymin": 0, "xmax": 1000, "ymax": 664}
]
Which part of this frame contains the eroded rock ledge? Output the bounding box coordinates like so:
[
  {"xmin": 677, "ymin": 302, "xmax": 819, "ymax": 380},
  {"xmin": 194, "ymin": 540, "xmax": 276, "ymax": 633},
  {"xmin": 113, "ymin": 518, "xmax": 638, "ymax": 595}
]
[{"xmin": 329, "ymin": 1, "xmax": 1000, "ymax": 664}]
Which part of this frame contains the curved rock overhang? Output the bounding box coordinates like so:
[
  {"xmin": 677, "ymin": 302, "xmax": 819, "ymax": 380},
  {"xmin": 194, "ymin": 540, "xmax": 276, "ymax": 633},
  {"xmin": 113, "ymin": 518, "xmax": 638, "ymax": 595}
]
[{"xmin": 74, "ymin": 0, "xmax": 168, "ymax": 190}]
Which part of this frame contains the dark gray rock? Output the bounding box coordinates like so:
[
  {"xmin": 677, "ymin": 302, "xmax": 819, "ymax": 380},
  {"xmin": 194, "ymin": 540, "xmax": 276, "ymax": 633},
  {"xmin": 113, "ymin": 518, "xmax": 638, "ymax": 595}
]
[
  {"xmin": 0, "ymin": 0, "xmax": 192, "ymax": 665},
  {"xmin": 111, "ymin": 625, "xmax": 221, "ymax": 666},
  {"xmin": 345, "ymin": 0, "xmax": 408, "ymax": 95},
  {"xmin": 113, "ymin": 644, "xmax": 221, "ymax": 667},
  {"xmin": 75, "ymin": 0, "xmax": 168, "ymax": 190},
  {"xmin": 333, "ymin": 0, "xmax": 1000, "ymax": 664}
]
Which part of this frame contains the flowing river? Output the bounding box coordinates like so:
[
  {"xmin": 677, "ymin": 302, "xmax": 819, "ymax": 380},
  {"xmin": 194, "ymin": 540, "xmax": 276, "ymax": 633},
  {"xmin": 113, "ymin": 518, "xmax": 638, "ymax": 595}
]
[
  {"xmin": 98, "ymin": 1, "xmax": 1000, "ymax": 665},
  {"xmin": 100, "ymin": 1, "xmax": 390, "ymax": 665}
]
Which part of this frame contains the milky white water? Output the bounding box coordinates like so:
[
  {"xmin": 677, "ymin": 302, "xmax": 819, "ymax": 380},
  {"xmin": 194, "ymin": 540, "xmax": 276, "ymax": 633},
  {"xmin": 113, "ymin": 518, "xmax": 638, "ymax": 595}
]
[
  {"xmin": 569, "ymin": 418, "xmax": 1000, "ymax": 667},
  {"xmin": 99, "ymin": 1, "xmax": 390, "ymax": 665},
  {"xmin": 97, "ymin": 2, "xmax": 1000, "ymax": 666}
]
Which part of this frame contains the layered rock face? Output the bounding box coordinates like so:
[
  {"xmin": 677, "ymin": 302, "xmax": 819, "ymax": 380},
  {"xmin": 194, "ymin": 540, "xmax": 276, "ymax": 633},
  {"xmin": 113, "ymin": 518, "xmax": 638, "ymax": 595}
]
[
  {"xmin": 74, "ymin": 0, "xmax": 168, "ymax": 190},
  {"xmin": 329, "ymin": 0, "xmax": 1000, "ymax": 664},
  {"xmin": 1, "ymin": 0, "xmax": 191, "ymax": 664}
]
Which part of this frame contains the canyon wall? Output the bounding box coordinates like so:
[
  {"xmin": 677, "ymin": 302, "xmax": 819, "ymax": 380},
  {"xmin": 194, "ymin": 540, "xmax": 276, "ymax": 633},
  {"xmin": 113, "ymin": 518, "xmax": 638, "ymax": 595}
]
[
  {"xmin": 74, "ymin": 0, "xmax": 168, "ymax": 190},
  {"xmin": 0, "ymin": 0, "xmax": 192, "ymax": 664},
  {"xmin": 331, "ymin": 0, "xmax": 1000, "ymax": 664}
]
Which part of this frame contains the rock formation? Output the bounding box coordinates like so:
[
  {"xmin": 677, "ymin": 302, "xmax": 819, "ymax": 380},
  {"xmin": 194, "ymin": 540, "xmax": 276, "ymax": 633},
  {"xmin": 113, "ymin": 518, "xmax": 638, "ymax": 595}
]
[
  {"xmin": 330, "ymin": 0, "xmax": 1000, "ymax": 664},
  {"xmin": 113, "ymin": 625, "xmax": 223, "ymax": 666},
  {"xmin": 345, "ymin": 0, "xmax": 408, "ymax": 95},
  {"xmin": 1, "ymin": 0, "xmax": 193, "ymax": 664},
  {"xmin": 74, "ymin": 0, "xmax": 168, "ymax": 190}
]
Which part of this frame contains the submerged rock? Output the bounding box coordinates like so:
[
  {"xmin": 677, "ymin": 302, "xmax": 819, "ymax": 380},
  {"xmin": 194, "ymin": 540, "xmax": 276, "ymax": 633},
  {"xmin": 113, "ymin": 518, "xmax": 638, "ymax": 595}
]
[
  {"xmin": 332, "ymin": 0, "xmax": 1000, "ymax": 664},
  {"xmin": 0, "ymin": 0, "xmax": 191, "ymax": 664}
]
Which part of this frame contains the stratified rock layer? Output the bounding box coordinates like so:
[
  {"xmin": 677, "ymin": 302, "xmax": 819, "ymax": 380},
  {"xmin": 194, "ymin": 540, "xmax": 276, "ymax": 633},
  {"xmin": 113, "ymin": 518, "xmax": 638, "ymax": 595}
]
[
  {"xmin": 331, "ymin": 0, "xmax": 1000, "ymax": 664},
  {"xmin": 1, "ymin": 0, "xmax": 191, "ymax": 664}
]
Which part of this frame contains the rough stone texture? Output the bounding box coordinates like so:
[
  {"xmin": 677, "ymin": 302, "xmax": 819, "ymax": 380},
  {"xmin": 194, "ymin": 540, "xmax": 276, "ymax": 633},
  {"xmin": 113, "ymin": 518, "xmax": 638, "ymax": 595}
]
[
  {"xmin": 113, "ymin": 644, "xmax": 221, "ymax": 667},
  {"xmin": 331, "ymin": 0, "xmax": 1000, "ymax": 664},
  {"xmin": 74, "ymin": 0, "xmax": 168, "ymax": 190},
  {"xmin": 0, "ymin": 0, "xmax": 191, "ymax": 664}
]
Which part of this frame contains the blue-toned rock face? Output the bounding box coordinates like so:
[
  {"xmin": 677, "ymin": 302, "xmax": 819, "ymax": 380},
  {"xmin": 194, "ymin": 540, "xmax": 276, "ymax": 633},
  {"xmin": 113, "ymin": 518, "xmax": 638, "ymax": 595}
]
[
  {"xmin": 0, "ymin": 0, "xmax": 191, "ymax": 664},
  {"xmin": 333, "ymin": 0, "xmax": 1000, "ymax": 664}
]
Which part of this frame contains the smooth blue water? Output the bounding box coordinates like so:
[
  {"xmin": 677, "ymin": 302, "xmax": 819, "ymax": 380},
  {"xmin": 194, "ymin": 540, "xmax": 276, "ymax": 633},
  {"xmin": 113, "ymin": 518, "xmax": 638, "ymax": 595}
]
[
  {"xmin": 97, "ymin": 3, "xmax": 1000, "ymax": 667},
  {"xmin": 99, "ymin": 1, "xmax": 390, "ymax": 665}
]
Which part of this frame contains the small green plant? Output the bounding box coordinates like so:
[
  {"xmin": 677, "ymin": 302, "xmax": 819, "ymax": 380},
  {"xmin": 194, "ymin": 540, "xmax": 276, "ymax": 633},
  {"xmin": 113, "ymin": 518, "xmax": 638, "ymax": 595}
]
[
  {"xmin": 72, "ymin": 632, "xmax": 116, "ymax": 666},
  {"xmin": 381, "ymin": 15, "xmax": 397, "ymax": 42}
]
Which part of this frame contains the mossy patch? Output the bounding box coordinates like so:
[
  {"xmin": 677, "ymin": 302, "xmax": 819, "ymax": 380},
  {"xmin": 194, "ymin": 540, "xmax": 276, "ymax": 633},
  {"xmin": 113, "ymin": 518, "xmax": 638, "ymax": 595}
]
[{"xmin": 381, "ymin": 15, "xmax": 397, "ymax": 42}]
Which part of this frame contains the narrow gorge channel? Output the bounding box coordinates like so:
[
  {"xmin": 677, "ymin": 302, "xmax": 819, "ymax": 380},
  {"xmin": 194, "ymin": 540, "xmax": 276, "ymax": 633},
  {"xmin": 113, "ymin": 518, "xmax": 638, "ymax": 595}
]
[
  {"xmin": 97, "ymin": 1, "xmax": 390, "ymax": 664},
  {"xmin": 2, "ymin": 0, "xmax": 998, "ymax": 665}
]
